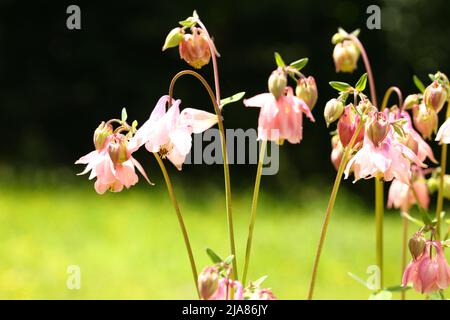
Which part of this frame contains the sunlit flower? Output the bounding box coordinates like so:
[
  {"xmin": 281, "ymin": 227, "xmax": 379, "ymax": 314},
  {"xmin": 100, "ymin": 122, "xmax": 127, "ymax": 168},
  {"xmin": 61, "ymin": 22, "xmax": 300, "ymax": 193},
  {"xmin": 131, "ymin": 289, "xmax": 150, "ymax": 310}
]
[
  {"xmin": 337, "ymin": 104, "xmax": 364, "ymax": 147},
  {"xmin": 436, "ymin": 117, "xmax": 450, "ymax": 144},
  {"xmin": 208, "ymin": 278, "xmax": 244, "ymax": 300},
  {"xmin": 402, "ymin": 241, "xmax": 450, "ymax": 294},
  {"xmin": 131, "ymin": 95, "xmax": 218, "ymax": 170},
  {"xmin": 333, "ymin": 40, "xmax": 359, "ymax": 73},
  {"xmin": 247, "ymin": 288, "xmax": 276, "ymax": 300},
  {"xmin": 295, "ymin": 76, "xmax": 318, "ymax": 110},
  {"xmin": 244, "ymin": 86, "xmax": 314, "ymax": 144},
  {"xmin": 413, "ymin": 103, "xmax": 438, "ymax": 140},
  {"xmin": 330, "ymin": 135, "xmax": 344, "ymax": 170},
  {"xmin": 387, "ymin": 173, "xmax": 429, "ymax": 212}
]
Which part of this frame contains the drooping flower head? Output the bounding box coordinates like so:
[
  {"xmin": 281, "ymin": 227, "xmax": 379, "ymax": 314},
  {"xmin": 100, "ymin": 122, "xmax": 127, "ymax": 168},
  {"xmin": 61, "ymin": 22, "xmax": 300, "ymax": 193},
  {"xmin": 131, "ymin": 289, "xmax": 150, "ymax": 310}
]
[
  {"xmin": 76, "ymin": 118, "xmax": 151, "ymax": 194},
  {"xmin": 295, "ymin": 76, "xmax": 318, "ymax": 111},
  {"xmin": 333, "ymin": 40, "xmax": 360, "ymax": 73},
  {"xmin": 130, "ymin": 95, "xmax": 218, "ymax": 170},
  {"xmin": 424, "ymin": 80, "xmax": 448, "ymax": 114},
  {"xmin": 244, "ymin": 66, "xmax": 315, "ymax": 144},
  {"xmin": 402, "ymin": 240, "xmax": 450, "ymax": 294},
  {"xmin": 413, "ymin": 103, "xmax": 438, "ymax": 140},
  {"xmin": 337, "ymin": 103, "xmax": 365, "ymax": 147}
]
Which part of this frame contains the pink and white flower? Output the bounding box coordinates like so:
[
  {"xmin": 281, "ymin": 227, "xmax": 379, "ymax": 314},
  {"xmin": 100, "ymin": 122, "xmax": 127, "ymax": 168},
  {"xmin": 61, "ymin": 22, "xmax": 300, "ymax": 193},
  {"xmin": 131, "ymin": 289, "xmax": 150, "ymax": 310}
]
[
  {"xmin": 244, "ymin": 87, "xmax": 315, "ymax": 144},
  {"xmin": 387, "ymin": 174, "xmax": 429, "ymax": 212},
  {"xmin": 130, "ymin": 95, "xmax": 218, "ymax": 170},
  {"xmin": 208, "ymin": 278, "xmax": 244, "ymax": 300},
  {"xmin": 436, "ymin": 117, "xmax": 450, "ymax": 144}
]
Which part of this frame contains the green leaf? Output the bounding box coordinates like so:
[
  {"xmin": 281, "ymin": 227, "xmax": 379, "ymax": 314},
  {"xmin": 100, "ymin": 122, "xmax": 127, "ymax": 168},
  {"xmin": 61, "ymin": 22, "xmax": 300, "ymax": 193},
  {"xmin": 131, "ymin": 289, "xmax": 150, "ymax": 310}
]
[
  {"xmin": 351, "ymin": 29, "xmax": 361, "ymax": 37},
  {"xmin": 121, "ymin": 108, "xmax": 128, "ymax": 122},
  {"xmin": 429, "ymin": 73, "xmax": 436, "ymax": 82},
  {"xmin": 162, "ymin": 28, "xmax": 184, "ymax": 51},
  {"xmin": 274, "ymin": 52, "xmax": 285, "ymax": 67},
  {"xmin": 369, "ymin": 290, "xmax": 392, "ymax": 300},
  {"xmin": 219, "ymin": 92, "xmax": 246, "ymax": 109},
  {"xmin": 329, "ymin": 81, "xmax": 351, "ymax": 92},
  {"xmin": 179, "ymin": 17, "xmax": 196, "ymax": 28},
  {"xmin": 290, "ymin": 58, "xmax": 308, "ymax": 71},
  {"xmin": 401, "ymin": 212, "xmax": 425, "ymax": 227},
  {"xmin": 206, "ymin": 248, "xmax": 223, "ymax": 264},
  {"xmin": 355, "ymin": 73, "xmax": 368, "ymax": 92},
  {"xmin": 223, "ymin": 255, "xmax": 234, "ymax": 265},
  {"xmin": 132, "ymin": 120, "xmax": 138, "ymax": 129},
  {"xmin": 385, "ymin": 285, "xmax": 411, "ymax": 292},
  {"xmin": 413, "ymin": 75, "xmax": 425, "ymax": 93}
]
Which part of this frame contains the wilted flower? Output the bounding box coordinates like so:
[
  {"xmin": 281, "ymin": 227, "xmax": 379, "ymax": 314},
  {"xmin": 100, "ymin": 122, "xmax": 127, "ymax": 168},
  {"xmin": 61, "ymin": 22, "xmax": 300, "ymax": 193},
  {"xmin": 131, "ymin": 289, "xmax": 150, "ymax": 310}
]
[
  {"xmin": 413, "ymin": 104, "xmax": 438, "ymax": 140},
  {"xmin": 337, "ymin": 104, "xmax": 364, "ymax": 147},
  {"xmin": 423, "ymin": 81, "xmax": 447, "ymax": 113},
  {"xmin": 131, "ymin": 95, "xmax": 218, "ymax": 170},
  {"xmin": 244, "ymin": 86, "xmax": 315, "ymax": 144},
  {"xmin": 178, "ymin": 27, "xmax": 211, "ymax": 69},
  {"xmin": 295, "ymin": 76, "xmax": 318, "ymax": 110},
  {"xmin": 402, "ymin": 241, "xmax": 450, "ymax": 294},
  {"xmin": 436, "ymin": 117, "xmax": 450, "ymax": 144},
  {"xmin": 324, "ymin": 98, "xmax": 344, "ymax": 127},
  {"xmin": 333, "ymin": 40, "xmax": 359, "ymax": 73}
]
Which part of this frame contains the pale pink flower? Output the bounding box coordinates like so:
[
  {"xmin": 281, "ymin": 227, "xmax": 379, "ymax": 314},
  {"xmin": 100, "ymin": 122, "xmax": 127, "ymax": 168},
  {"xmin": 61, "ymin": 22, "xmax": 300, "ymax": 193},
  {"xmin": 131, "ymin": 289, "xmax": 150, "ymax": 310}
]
[
  {"xmin": 131, "ymin": 95, "xmax": 218, "ymax": 170},
  {"xmin": 436, "ymin": 117, "xmax": 450, "ymax": 144},
  {"xmin": 344, "ymin": 119, "xmax": 426, "ymax": 184},
  {"xmin": 244, "ymin": 87, "xmax": 315, "ymax": 144},
  {"xmin": 208, "ymin": 278, "xmax": 244, "ymax": 300},
  {"xmin": 248, "ymin": 288, "xmax": 276, "ymax": 300},
  {"xmin": 76, "ymin": 133, "xmax": 150, "ymax": 194},
  {"xmin": 387, "ymin": 175, "xmax": 429, "ymax": 213},
  {"xmin": 402, "ymin": 241, "xmax": 450, "ymax": 294}
]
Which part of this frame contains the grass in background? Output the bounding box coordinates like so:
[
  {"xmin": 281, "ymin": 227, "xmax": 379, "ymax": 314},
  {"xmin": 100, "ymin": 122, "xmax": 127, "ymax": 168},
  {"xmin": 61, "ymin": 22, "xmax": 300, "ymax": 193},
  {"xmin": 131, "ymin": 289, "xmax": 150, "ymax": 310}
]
[{"xmin": 0, "ymin": 179, "xmax": 447, "ymax": 299}]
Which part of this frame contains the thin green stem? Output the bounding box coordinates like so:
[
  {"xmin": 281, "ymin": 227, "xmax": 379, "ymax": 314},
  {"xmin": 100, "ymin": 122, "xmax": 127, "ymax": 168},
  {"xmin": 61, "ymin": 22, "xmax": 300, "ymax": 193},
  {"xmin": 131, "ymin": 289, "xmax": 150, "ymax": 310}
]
[
  {"xmin": 375, "ymin": 175, "xmax": 384, "ymax": 288},
  {"xmin": 401, "ymin": 213, "xmax": 408, "ymax": 300},
  {"xmin": 307, "ymin": 120, "xmax": 365, "ymax": 300},
  {"xmin": 153, "ymin": 152, "xmax": 200, "ymax": 298},
  {"xmin": 168, "ymin": 70, "xmax": 237, "ymax": 279},
  {"xmin": 242, "ymin": 140, "xmax": 267, "ymax": 286},
  {"xmin": 437, "ymin": 102, "xmax": 450, "ymax": 240},
  {"xmin": 380, "ymin": 86, "xmax": 403, "ymax": 111}
]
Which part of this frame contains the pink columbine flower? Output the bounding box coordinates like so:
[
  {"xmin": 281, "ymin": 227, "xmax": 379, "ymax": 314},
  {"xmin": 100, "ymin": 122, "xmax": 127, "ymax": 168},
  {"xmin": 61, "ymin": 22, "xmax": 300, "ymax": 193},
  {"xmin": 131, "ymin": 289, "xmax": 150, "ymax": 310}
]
[
  {"xmin": 344, "ymin": 112, "xmax": 426, "ymax": 184},
  {"xmin": 208, "ymin": 278, "xmax": 244, "ymax": 300},
  {"xmin": 387, "ymin": 174, "xmax": 429, "ymax": 213},
  {"xmin": 402, "ymin": 241, "xmax": 450, "ymax": 294},
  {"xmin": 130, "ymin": 95, "xmax": 218, "ymax": 170},
  {"xmin": 76, "ymin": 131, "xmax": 151, "ymax": 194},
  {"xmin": 243, "ymin": 86, "xmax": 315, "ymax": 144},
  {"xmin": 436, "ymin": 117, "xmax": 450, "ymax": 144}
]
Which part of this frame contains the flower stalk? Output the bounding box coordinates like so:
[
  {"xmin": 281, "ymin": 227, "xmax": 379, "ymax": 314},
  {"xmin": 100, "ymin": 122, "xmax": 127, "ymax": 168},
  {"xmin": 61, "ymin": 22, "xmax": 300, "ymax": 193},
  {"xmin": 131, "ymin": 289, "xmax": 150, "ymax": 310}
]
[{"xmin": 437, "ymin": 101, "xmax": 450, "ymax": 240}]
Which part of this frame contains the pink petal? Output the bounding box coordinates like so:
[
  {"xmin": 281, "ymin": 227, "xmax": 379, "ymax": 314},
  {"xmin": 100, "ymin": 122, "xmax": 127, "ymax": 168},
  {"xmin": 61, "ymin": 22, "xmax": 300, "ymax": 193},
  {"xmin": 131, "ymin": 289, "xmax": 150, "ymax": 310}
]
[
  {"xmin": 243, "ymin": 93, "xmax": 273, "ymax": 108},
  {"xmin": 179, "ymin": 108, "xmax": 218, "ymax": 133}
]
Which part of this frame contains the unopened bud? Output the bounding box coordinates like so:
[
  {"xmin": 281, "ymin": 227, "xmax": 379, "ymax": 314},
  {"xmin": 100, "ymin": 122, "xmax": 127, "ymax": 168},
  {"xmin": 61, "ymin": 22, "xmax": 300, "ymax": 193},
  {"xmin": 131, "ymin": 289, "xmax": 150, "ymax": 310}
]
[
  {"xmin": 108, "ymin": 134, "xmax": 130, "ymax": 164},
  {"xmin": 398, "ymin": 132, "xmax": 419, "ymax": 155},
  {"xmin": 366, "ymin": 112, "xmax": 390, "ymax": 146},
  {"xmin": 268, "ymin": 68, "xmax": 287, "ymax": 99},
  {"xmin": 337, "ymin": 104, "xmax": 364, "ymax": 147},
  {"xmin": 333, "ymin": 40, "xmax": 359, "ymax": 73},
  {"xmin": 198, "ymin": 266, "xmax": 219, "ymax": 300},
  {"xmin": 295, "ymin": 76, "xmax": 318, "ymax": 110},
  {"xmin": 324, "ymin": 98, "xmax": 344, "ymax": 126},
  {"xmin": 423, "ymin": 81, "xmax": 447, "ymax": 113},
  {"xmin": 178, "ymin": 27, "xmax": 211, "ymax": 69},
  {"xmin": 93, "ymin": 121, "xmax": 113, "ymax": 151},
  {"xmin": 408, "ymin": 233, "xmax": 427, "ymax": 260},
  {"xmin": 413, "ymin": 104, "xmax": 438, "ymax": 139},
  {"xmin": 403, "ymin": 94, "xmax": 420, "ymax": 111}
]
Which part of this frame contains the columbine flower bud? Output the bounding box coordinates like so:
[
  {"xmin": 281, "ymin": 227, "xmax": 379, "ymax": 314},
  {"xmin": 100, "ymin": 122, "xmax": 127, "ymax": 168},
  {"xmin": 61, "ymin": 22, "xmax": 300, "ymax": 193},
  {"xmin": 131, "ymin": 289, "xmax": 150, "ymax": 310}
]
[
  {"xmin": 295, "ymin": 76, "xmax": 318, "ymax": 110},
  {"xmin": 324, "ymin": 98, "xmax": 344, "ymax": 126},
  {"xmin": 93, "ymin": 121, "xmax": 113, "ymax": 151},
  {"xmin": 268, "ymin": 68, "xmax": 287, "ymax": 99},
  {"xmin": 423, "ymin": 81, "xmax": 447, "ymax": 113},
  {"xmin": 178, "ymin": 27, "xmax": 211, "ymax": 69},
  {"xmin": 403, "ymin": 94, "xmax": 420, "ymax": 111},
  {"xmin": 198, "ymin": 266, "xmax": 219, "ymax": 300},
  {"xmin": 398, "ymin": 132, "xmax": 419, "ymax": 155},
  {"xmin": 337, "ymin": 104, "xmax": 364, "ymax": 147},
  {"xmin": 108, "ymin": 134, "xmax": 130, "ymax": 165},
  {"xmin": 333, "ymin": 40, "xmax": 359, "ymax": 73},
  {"xmin": 366, "ymin": 112, "xmax": 390, "ymax": 146},
  {"xmin": 408, "ymin": 232, "xmax": 427, "ymax": 260},
  {"xmin": 413, "ymin": 104, "xmax": 438, "ymax": 139}
]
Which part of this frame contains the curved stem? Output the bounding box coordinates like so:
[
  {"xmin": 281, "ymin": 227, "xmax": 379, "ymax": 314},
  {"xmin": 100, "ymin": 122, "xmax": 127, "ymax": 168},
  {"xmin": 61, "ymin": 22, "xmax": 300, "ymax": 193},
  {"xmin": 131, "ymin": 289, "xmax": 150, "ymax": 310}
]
[
  {"xmin": 307, "ymin": 120, "xmax": 365, "ymax": 299},
  {"xmin": 153, "ymin": 152, "xmax": 200, "ymax": 298},
  {"xmin": 437, "ymin": 102, "xmax": 450, "ymax": 240},
  {"xmin": 380, "ymin": 86, "xmax": 403, "ymax": 111},
  {"xmin": 168, "ymin": 70, "xmax": 237, "ymax": 279},
  {"xmin": 242, "ymin": 140, "xmax": 267, "ymax": 286},
  {"xmin": 401, "ymin": 213, "xmax": 408, "ymax": 300},
  {"xmin": 375, "ymin": 175, "xmax": 384, "ymax": 289},
  {"xmin": 349, "ymin": 34, "xmax": 377, "ymax": 108}
]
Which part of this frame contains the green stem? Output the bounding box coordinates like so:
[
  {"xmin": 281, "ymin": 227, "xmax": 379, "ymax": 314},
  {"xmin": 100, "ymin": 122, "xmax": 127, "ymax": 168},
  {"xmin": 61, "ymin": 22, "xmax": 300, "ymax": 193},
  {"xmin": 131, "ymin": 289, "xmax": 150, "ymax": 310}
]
[
  {"xmin": 437, "ymin": 102, "xmax": 450, "ymax": 240},
  {"xmin": 242, "ymin": 140, "xmax": 267, "ymax": 286},
  {"xmin": 153, "ymin": 152, "xmax": 200, "ymax": 298},
  {"xmin": 375, "ymin": 175, "xmax": 384, "ymax": 289},
  {"xmin": 380, "ymin": 86, "xmax": 403, "ymax": 111},
  {"xmin": 307, "ymin": 120, "xmax": 365, "ymax": 300},
  {"xmin": 401, "ymin": 213, "xmax": 408, "ymax": 300},
  {"xmin": 168, "ymin": 70, "xmax": 238, "ymax": 279}
]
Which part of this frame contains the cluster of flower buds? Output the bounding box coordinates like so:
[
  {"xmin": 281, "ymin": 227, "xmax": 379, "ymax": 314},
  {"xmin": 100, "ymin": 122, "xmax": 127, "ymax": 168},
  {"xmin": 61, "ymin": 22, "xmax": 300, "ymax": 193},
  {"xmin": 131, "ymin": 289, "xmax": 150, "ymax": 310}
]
[
  {"xmin": 331, "ymin": 28, "xmax": 361, "ymax": 73},
  {"xmin": 162, "ymin": 11, "xmax": 213, "ymax": 69},
  {"xmin": 197, "ymin": 263, "xmax": 276, "ymax": 300}
]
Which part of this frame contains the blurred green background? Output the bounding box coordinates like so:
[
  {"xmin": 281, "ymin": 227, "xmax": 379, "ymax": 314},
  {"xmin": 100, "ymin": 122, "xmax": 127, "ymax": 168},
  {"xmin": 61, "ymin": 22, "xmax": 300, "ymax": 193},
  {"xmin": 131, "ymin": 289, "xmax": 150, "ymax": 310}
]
[{"xmin": 0, "ymin": 0, "xmax": 449, "ymax": 299}]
